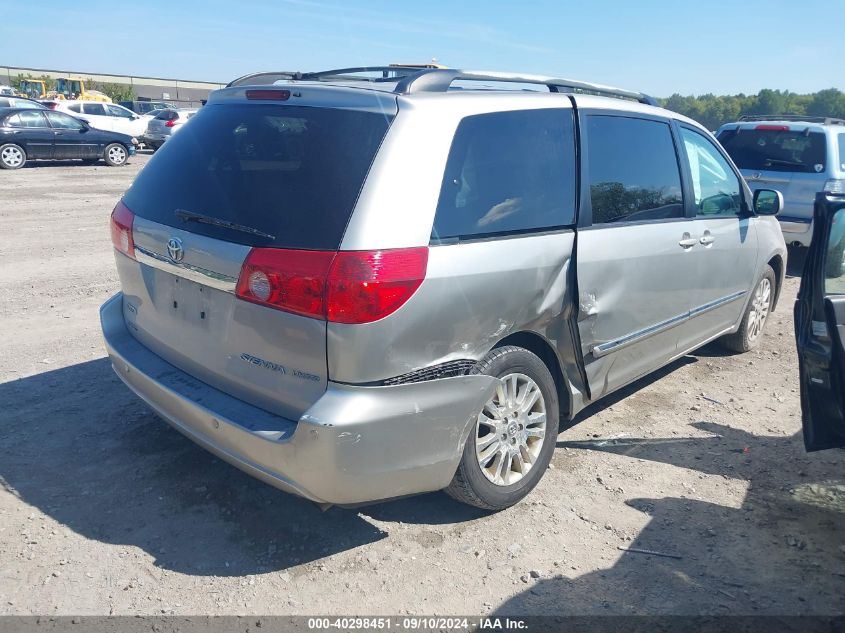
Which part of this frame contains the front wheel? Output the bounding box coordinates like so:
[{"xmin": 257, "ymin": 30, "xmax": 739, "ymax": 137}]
[
  {"xmin": 0, "ymin": 143, "xmax": 26, "ymax": 169},
  {"xmin": 104, "ymin": 143, "xmax": 128, "ymax": 166},
  {"xmin": 721, "ymin": 265, "xmax": 775, "ymax": 353},
  {"xmin": 445, "ymin": 346, "xmax": 558, "ymax": 510}
]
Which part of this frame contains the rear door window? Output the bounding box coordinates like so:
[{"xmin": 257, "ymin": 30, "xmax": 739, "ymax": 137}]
[
  {"xmin": 717, "ymin": 127, "xmax": 827, "ymax": 173},
  {"xmin": 586, "ymin": 115, "xmax": 684, "ymax": 224},
  {"xmin": 82, "ymin": 103, "xmax": 107, "ymax": 116},
  {"xmin": 123, "ymin": 103, "xmax": 392, "ymax": 250},
  {"xmin": 432, "ymin": 108, "xmax": 576, "ymax": 241},
  {"xmin": 6, "ymin": 111, "xmax": 49, "ymax": 128}
]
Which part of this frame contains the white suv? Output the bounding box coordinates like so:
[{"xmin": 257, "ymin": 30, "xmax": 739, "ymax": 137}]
[{"xmin": 56, "ymin": 101, "xmax": 148, "ymax": 138}]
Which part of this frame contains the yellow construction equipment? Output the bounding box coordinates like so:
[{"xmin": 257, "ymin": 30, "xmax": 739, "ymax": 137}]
[{"xmin": 45, "ymin": 77, "xmax": 112, "ymax": 102}]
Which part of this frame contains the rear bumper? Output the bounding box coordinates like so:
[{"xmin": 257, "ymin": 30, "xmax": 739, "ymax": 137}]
[
  {"xmin": 777, "ymin": 215, "xmax": 812, "ymax": 247},
  {"xmin": 100, "ymin": 293, "xmax": 496, "ymax": 504}
]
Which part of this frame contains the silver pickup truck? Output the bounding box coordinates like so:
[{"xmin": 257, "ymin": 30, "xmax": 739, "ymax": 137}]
[{"xmin": 100, "ymin": 67, "xmax": 787, "ymax": 510}]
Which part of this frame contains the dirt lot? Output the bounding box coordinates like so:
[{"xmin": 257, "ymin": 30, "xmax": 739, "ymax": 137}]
[{"xmin": 1, "ymin": 154, "xmax": 844, "ymax": 617}]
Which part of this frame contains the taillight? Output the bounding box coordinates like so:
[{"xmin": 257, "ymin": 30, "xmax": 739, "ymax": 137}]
[
  {"xmin": 110, "ymin": 200, "xmax": 135, "ymax": 259},
  {"xmin": 235, "ymin": 247, "xmax": 428, "ymax": 323},
  {"xmin": 824, "ymin": 179, "xmax": 845, "ymax": 194},
  {"xmin": 755, "ymin": 124, "xmax": 789, "ymax": 131},
  {"xmin": 326, "ymin": 248, "xmax": 428, "ymax": 324},
  {"xmin": 164, "ymin": 119, "xmax": 177, "ymax": 128},
  {"xmin": 236, "ymin": 249, "xmax": 335, "ymax": 319}
]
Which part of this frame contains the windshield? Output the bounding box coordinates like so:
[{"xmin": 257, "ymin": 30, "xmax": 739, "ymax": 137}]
[
  {"xmin": 717, "ymin": 128, "xmax": 827, "ymax": 173},
  {"xmin": 123, "ymin": 103, "xmax": 392, "ymax": 250}
]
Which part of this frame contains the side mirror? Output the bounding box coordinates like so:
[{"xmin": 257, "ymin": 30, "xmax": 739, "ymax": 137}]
[{"xmin": 753, "ymin": 189, "xmax": 782, "ymax": 215}]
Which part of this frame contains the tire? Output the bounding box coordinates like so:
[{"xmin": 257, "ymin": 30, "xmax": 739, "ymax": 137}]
[
  {"xmin": 721, "ymin": 265, "xmax": 776, "ymax": 353},
  {"xmin": 104, "ymin": 143, "xmax": 128, "ymax": 167},
  {"xmin": 0, "ymin": 143, "xmax": 26, "ymax": 169},
  {"xmin": 826, "ymin": 239, "xmax": 845, "ymax": 279},
  {"xmin": 445, "ymin": 346, "xmax": 558, "ymax": 510}
]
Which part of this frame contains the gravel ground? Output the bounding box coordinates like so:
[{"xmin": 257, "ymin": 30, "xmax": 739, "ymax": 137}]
[{"xmin": 1, "ymin": 154, "xmax": 844, "ymax": 616}]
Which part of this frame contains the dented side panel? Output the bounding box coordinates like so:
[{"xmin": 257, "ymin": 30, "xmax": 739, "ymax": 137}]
[
  {"xmin": 575, "ymin": 222, "xmax": 699, "ymax": 400},
  {"xmin": 327, "ymin": 232, "xmax": 576, "ymax": 384}
]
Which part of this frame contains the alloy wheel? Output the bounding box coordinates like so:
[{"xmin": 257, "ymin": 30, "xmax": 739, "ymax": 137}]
[
  {"xmin": 475, "ymin": 373, "xmax": 547, "ymax": 486},
  {"xmin": 747, "ymin": 277, "xmax": 771, "ymax": 342}
]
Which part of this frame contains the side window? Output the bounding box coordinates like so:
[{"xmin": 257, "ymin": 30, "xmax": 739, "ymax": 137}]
[
  {"xmin": 681, "ymin": 128, "xmax": 743, "ymax": 217},
  {"xmin": 838, "ymin": 134, "xmax": 845, "ymax": 171},
  {"xmin": 45, "ymin": 112, "xmax": 85, "ymax": 130},
  {"xmin": 7, "ymin": 111, "xmax": 49, "ymax": 128},
  {"xmin": 67, "ymin": 104, "xmax": 82, "ymax": 113},
  {"xmin": 432, "ymin": 108, "xmax": 576, "ymax": 240},
  {"xmin": 82, "ymin": 103, "xmax": 106, "ymax": 116},
  {"xmin": 107, "ymin": 105, "xmax": 133, "ymax": 118},
  {"xmin": 826, "ymin": 208, "xmax": 845, "ymax": 294},
  {"xmin": 587, "ymin": 115, "xmax": 684, "ymax": 224}
]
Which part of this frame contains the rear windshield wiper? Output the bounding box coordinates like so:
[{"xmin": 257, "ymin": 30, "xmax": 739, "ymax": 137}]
[
  {"xmin": 174, "ymin": 209, "xmax": 276, "ymax": 240},
  {"xmin": 763, "ymin": 158, "xmax": 803, "ymax": 168}
]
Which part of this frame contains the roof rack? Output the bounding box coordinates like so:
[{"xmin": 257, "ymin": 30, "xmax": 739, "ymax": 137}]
[
  {"xmin": 738, "ymin": 114, "xmax": 845, "ymax": 125},
  {"xmin": 226, "ymin": 67, "xmax": 658, "ymax": 106}
]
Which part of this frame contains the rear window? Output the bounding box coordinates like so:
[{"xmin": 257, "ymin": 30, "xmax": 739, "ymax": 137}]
[
  {"xmin": 123, "ymin": 103, "xmax": 392, "ymax": 250},
  {"xmin": 717, "ymin": 128, "xmax": 827, "ymax": 173},
  {"xmin": 155, "ymin": 110, "xmax": 178, "ymax": 121}
]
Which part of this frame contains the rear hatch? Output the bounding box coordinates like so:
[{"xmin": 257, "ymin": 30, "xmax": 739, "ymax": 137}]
[
  {"xmin": 116, "ymin": 97, "xmax": 395, "ymax": 419},
  {"xmin": 717, "ymin": 125, "xmax": 828, "ymax": 222},
  {"xmin": 145, "ymin": 110, "xmax": 177, "ymax": 136}
]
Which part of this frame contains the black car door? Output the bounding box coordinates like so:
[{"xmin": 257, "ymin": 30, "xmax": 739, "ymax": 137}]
[
  {"xmin": 795, "ymin": 191, "xmax": 845, "ymax": 450},
  {"xmin": 45, "ymin": 111, "xmax": 98, "ymax": 159},
  {"xmin": 4, "ymin": 111, "xmax": 54, "ymax": 158}
]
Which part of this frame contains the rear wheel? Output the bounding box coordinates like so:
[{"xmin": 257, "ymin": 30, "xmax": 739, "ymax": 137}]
[
  {"xmin": 721, "ymin": 265, "xmax": 775, "ymax": 353},
  {"xmin": 104, "ymin": 143, "xmax": 127, "ymax": 166},
  {"xmin": 0, "ymin": 143, "xmax": 26, "ymax": 169},
  {"xmin": 445, "ymin": 346, "xmax": 558, "ymax": 510}
]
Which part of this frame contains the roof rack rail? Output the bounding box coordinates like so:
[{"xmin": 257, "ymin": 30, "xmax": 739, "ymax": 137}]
[
  {"xmin": 738, "ymin": 114, "xmax": 845, "ymax": 125},
  {"xmin": 226, "ymin": 66, "xmax": 658, "ymax": 106},
  {"xmin": 393, "ymin": 69, "xmax": 658, "ymax": 105},
  {"xmin": 227, "ymin": 66, "xmax": 430, "ymax": 88}
]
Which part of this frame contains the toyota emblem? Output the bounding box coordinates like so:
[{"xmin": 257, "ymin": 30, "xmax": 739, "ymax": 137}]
[{"xmin": 166, "ymin": 237, "xmax": 185, "ymax": 263}]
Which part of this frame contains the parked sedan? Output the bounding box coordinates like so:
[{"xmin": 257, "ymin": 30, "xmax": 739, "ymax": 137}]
[
  {"xmin": 143, "ymin": 108, "xmax": 197, "ymax": 150},
  {"xmin": 56, "ymin": 101, "xmax": 148, "ymax": 138},
  {"xmin": 0, "ymin": 108, "xmax": 137, "ymax": 169}
]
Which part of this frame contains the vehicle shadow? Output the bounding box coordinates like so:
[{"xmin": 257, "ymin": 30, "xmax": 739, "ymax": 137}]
[
  {"xmin": 0, "ymin": 359, "xmax": 400, "ymax": 577},
  {"xmin": 501, "ymin": 423, "xmax": 845, "ymax": 615}
]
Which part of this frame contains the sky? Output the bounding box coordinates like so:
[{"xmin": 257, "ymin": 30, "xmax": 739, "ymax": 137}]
[{"xmin": 1, "ymin": 0, "xmax": 841, "ymax": 97}]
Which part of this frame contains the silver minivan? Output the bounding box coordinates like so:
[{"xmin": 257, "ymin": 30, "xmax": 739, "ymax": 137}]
[
  {"xmin": 101, "ymin": 67, "xmax": 787, "ymax": 510},
  {"xmin": 716, "ymin": 115, "xmax": 845, "ymax": 247}
]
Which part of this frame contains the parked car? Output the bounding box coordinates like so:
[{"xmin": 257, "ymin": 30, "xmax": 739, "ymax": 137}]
[
  {"xmin": 142, "ymin": 108, "xmax": 197, "ymax": 149},
  {"xmin": 0, "ymin": 108, "xmax": 137, "ymax": 169},
  {"xmin": 54, "ymin": 101, "xmax": 148, "ymax": 138},
  {"xmin": 119, "ymin": 100, "xmax": 177, "ymax": 115},
  {"xmin": 100, "ymin": 67, "xmax": 787, "ymax": 510},
  {"xmin": 0, "ymin": 96, "xmax": 46, "ymax": 109},
  {"xmin": 795, "ymin": 191, "xmax": 845, "ymax": 450},
  {"xmin": 716, "ymin": 115, "xmax": 845, "ymax": 248}
]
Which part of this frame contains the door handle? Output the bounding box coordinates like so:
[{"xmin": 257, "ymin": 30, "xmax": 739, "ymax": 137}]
[
  {"xmin": 699, "ymin": 230, "xmax": 715, "ymax": 246},
  {"xmin": 679, "ymin": 232, "xmax": 698, "ymax": 249}
]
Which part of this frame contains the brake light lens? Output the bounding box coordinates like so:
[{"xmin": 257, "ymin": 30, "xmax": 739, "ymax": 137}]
[
  {"xmin": 246, "ymin": 89, "xmax": 291, "ymax": 101},
  {"xmin": 236, "ymin": 249, "xmax": 335, "ymax": 319},
  {"xmin": 824, "ymin": 179, "xmax": 845, "ymax": 194},
  {"xmin": 327, "ymin": 248, "xmax": 428, "ymax": 324},
  {"xmin": 164, "ymin": 119, "xmax": 177, "ymax": 128},
  {"xmin": 755, "ymin": 124, "xmax": 790, "ymax": 131},
  {"xmin": 110, "ymin": 200, "xmax": 135, "ymax": 259},
  {"xmin": 235, "ymin": 247, "xmax": 428, "ymax": 323}
]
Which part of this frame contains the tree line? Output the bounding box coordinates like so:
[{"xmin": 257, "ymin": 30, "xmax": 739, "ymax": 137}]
[{"xmin": 659, "ymin": 88, "xmax": 845, "ymax": 131}]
